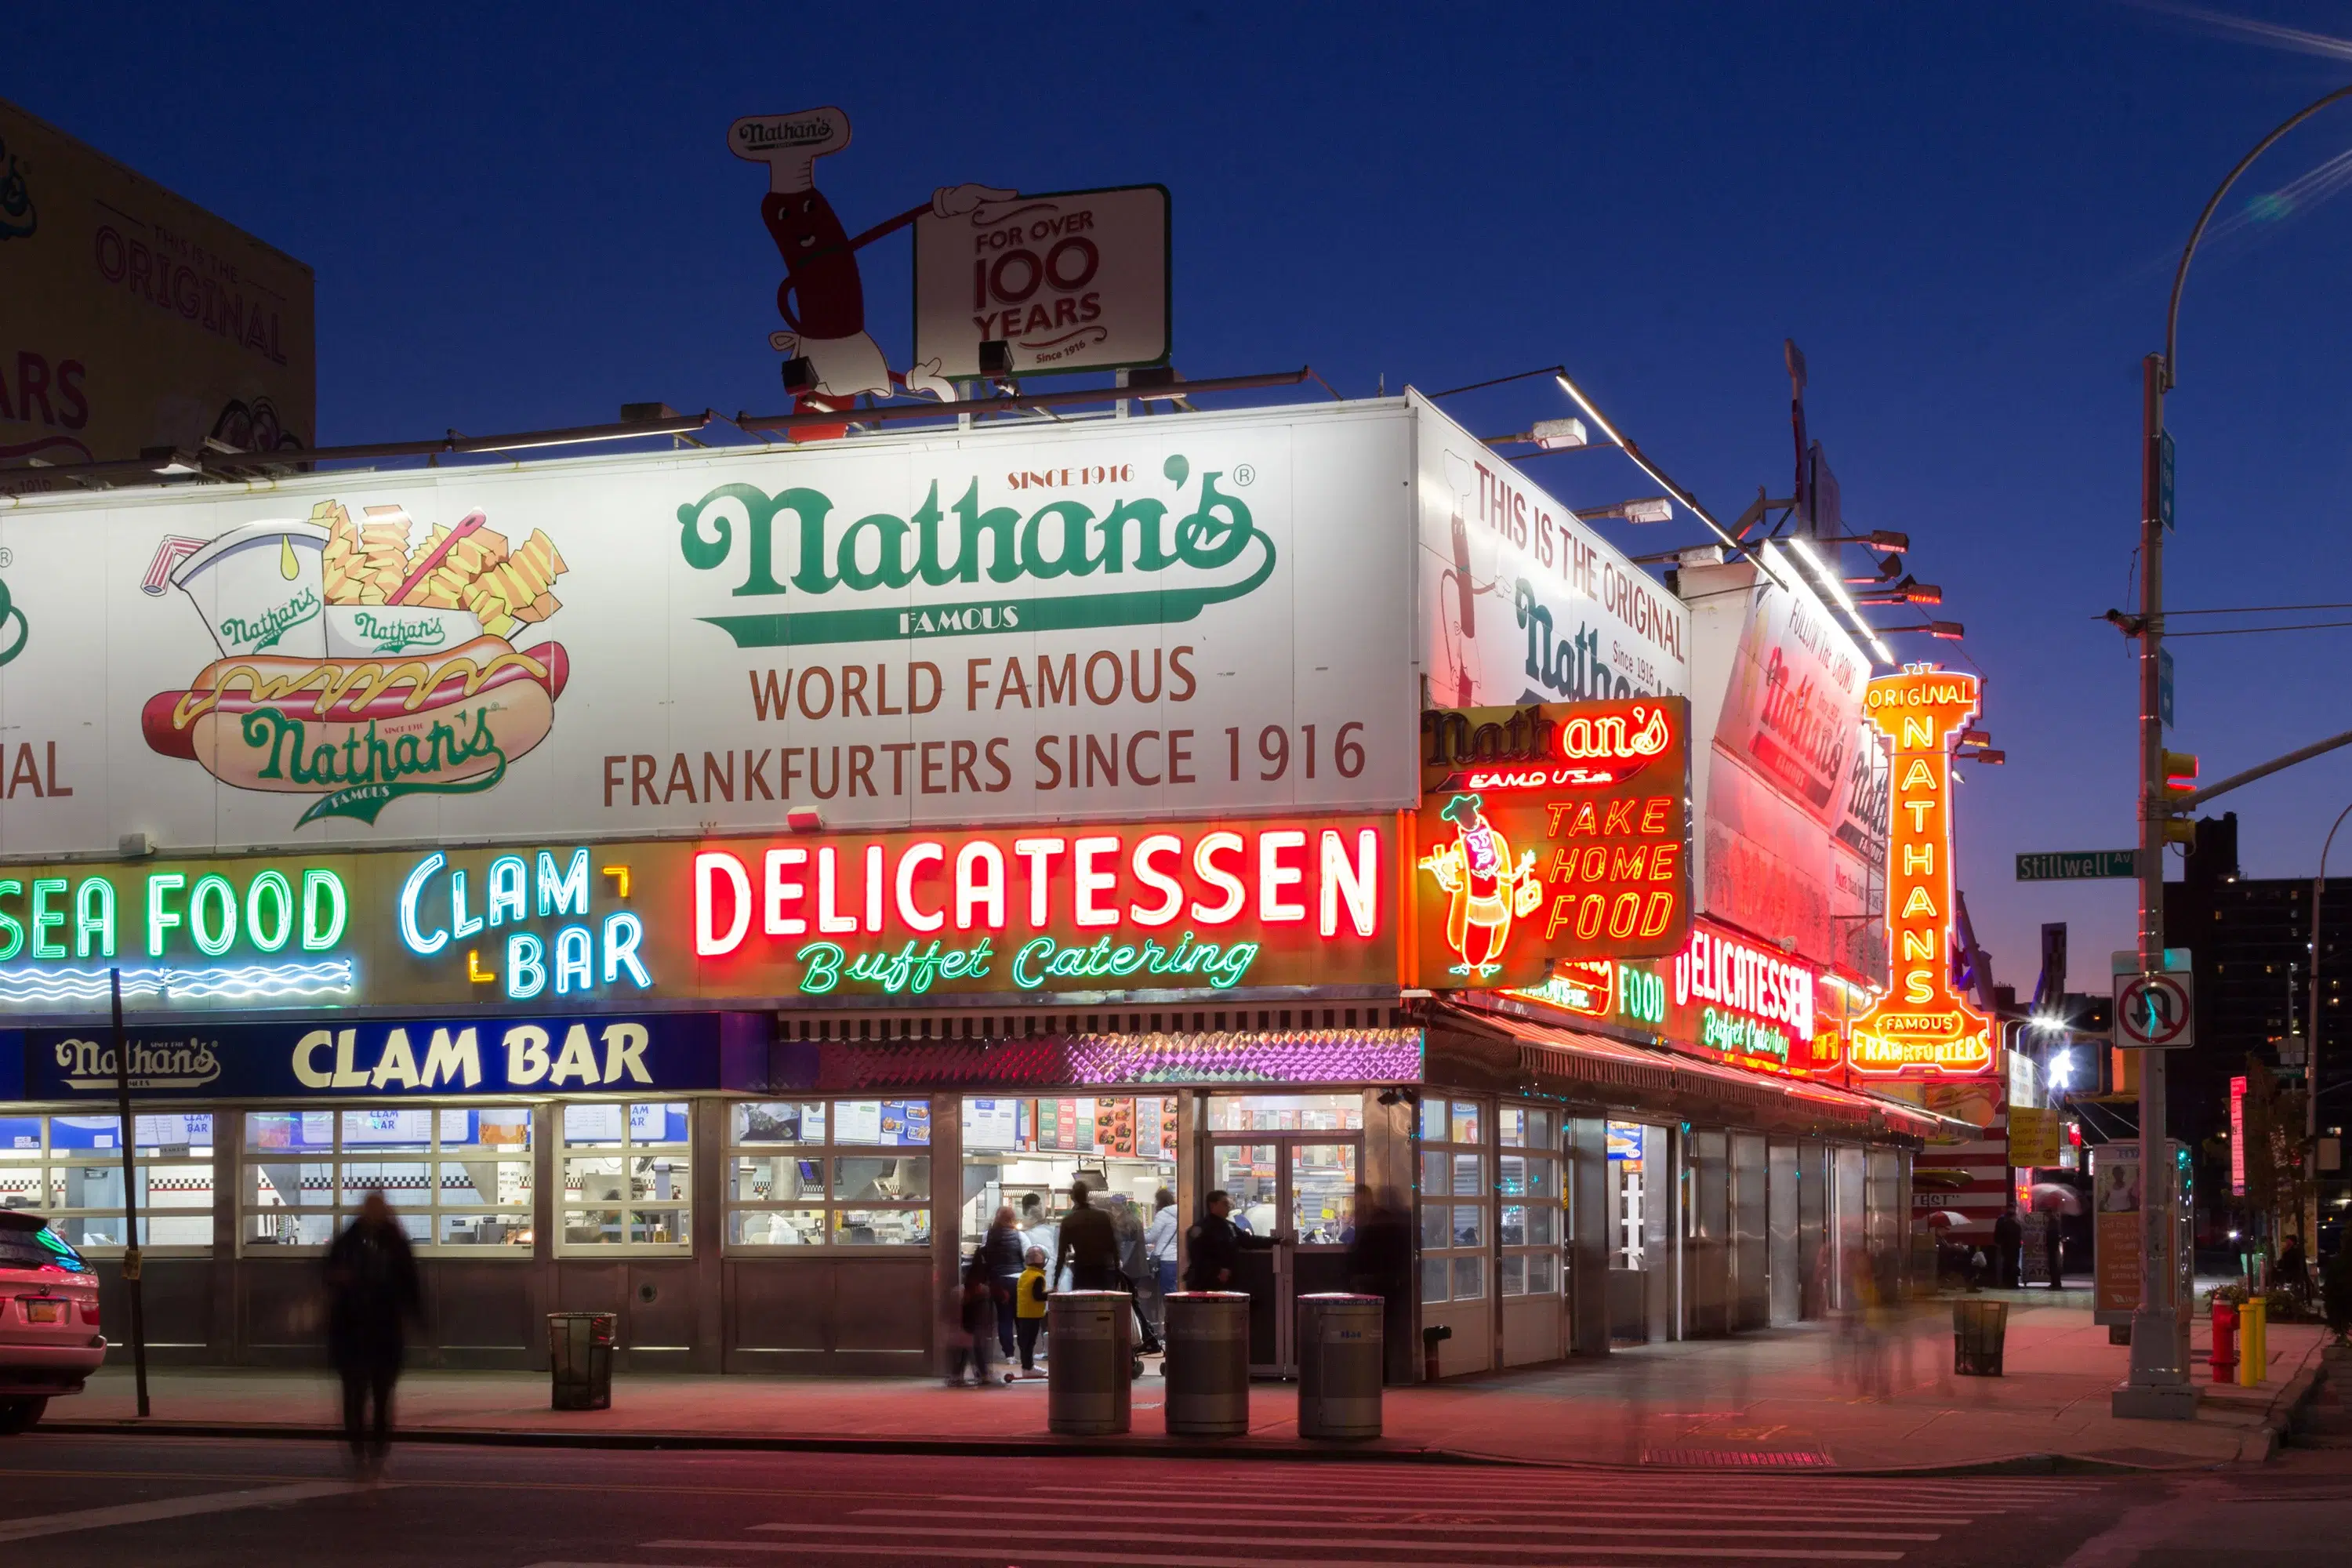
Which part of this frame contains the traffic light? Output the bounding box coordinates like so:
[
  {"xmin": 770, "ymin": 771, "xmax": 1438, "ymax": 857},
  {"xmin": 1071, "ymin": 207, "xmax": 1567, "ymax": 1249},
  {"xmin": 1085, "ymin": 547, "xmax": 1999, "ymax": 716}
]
[{"xmin": 2161, "ymin": 751, "xmax": 2198, "ymax": 844}]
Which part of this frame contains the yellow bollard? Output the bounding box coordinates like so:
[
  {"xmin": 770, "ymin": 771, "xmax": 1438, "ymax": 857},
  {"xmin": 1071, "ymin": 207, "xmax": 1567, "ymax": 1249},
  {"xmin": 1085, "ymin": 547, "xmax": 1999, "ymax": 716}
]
[{"xmin": 2238, "ymin": 1296, "xmax": 2267, "ymax": 1386}]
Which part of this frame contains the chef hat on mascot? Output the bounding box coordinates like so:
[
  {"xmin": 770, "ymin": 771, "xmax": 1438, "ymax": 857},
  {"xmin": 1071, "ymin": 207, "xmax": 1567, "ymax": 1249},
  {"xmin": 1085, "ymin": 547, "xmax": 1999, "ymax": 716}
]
[{"xmin": 728, "ymin": 106, "xmax": 851, "ymax": 193}]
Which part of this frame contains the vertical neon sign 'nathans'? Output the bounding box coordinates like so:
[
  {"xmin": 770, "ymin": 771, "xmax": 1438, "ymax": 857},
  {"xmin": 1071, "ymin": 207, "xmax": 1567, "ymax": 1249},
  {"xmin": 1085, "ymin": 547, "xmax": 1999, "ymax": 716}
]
[{"xmin": 1848, "ymin": 664, "xmax": 1994, "ymax": 1076}]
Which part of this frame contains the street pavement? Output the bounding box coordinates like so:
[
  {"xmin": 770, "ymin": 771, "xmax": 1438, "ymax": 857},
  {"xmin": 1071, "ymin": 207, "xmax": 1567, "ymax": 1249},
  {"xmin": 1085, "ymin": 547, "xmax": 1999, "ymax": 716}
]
[
  {"xmin": 0, "ymin": 1430, "xmax": 2189, "ymax": 1567},
  {"xmin": 49, "ymin": 1294, "xmax": 2328, "ymax": 1473}
]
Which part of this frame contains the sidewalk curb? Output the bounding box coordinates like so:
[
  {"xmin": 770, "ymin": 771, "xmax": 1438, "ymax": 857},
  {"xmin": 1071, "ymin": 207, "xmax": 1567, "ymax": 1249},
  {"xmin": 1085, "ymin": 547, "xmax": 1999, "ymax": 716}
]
[
  {"xmin": 2250, "ymin": 1340, "xmax": 2330, "ymax": 1461},
  {"xmin": 30, "ymin": 1417, "xmax": 2235, "ymax": 1476}
]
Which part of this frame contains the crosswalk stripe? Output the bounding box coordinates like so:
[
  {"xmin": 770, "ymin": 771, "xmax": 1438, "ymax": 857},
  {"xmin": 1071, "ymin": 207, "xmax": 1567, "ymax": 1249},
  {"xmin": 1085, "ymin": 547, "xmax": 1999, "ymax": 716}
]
[
  {"xmin": 885, "ymin": 1492, "xmax": 1979, "ymax": 1524},
  {"xmin": 0, "ymin": 1482, "xmax": 372, "ymax": 1543},
  {"xmin": 650, "ymin": 1534, "xmax": 1908, "ymax": 1562},
  {"xmin": 807, "ymin": 1515, "xmax": 1941, "ymax": 1542}
]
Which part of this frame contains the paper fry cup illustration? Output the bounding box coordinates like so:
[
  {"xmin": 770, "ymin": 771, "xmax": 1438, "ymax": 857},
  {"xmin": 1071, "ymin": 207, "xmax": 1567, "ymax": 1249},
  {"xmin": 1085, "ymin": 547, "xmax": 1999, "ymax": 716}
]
[{"xmin": 169, "ymin": 521, "xmax": 331, "ymax": 658}]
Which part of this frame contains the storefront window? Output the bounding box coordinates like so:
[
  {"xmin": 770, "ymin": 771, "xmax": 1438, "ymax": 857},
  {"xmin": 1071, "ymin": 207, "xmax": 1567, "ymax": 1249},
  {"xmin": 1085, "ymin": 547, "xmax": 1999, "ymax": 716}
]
[
  {"xmin": 1417, "ymin": 1097, "xmax": 1488, "ymax": 1304},
  {"xmin": 2, "ymin": 1112, "xmax": 216, "ymax": 1253},
  {"xmin": 960, "ymin": 1096, "xmax": 1175, "ymax": 1265},
  {"xmin": 1497, "ymin": 1105, "xmax": 1560, "ymax": 1295},
  {"xmin": 559, "ymin": 1103, "xmax": 688, "ymax": 1253},
  {"xmin": 245, "ymin": 1106, "xmax": 530, "ymax": 1254},
  {"xmin": 727, "ymin": 1099, "xmax": 931, "ymax": 1250}
]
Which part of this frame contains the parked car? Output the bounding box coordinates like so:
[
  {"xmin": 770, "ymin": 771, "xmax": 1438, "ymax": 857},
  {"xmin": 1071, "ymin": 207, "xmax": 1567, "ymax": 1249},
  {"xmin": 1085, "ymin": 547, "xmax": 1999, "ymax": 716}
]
[{"xmin": 0, "ymin": 1212, "xmax": 107, "ymax": 1433}]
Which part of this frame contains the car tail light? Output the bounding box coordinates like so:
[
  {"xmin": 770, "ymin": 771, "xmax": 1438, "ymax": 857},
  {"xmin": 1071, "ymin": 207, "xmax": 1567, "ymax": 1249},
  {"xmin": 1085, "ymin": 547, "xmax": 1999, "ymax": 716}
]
[{"xmin": 82, "ymin": 1298, "xmax": 100, "ymax": 1327}]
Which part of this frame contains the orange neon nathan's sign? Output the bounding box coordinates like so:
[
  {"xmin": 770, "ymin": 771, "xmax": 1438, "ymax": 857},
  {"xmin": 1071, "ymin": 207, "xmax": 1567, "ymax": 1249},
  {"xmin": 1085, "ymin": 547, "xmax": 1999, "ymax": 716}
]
[{"xmin": 1848, "ymin": 664, "xmax": 1994, "ymax": 1077}]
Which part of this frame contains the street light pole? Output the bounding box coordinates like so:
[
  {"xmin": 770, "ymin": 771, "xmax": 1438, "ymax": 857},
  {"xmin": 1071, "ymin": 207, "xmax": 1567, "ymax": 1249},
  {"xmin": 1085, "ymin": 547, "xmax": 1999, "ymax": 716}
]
[{"xmin": 2118, "ymin": 79, "xmax": 2352, "ymax": 1421}]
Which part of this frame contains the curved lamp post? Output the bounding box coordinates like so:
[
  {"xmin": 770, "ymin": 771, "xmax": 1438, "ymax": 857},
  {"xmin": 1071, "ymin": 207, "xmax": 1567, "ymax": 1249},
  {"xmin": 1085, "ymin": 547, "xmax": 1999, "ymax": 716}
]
[{"xmin": 2122, "ymin": 81, "xmax": 2352, "ymax": 1419}]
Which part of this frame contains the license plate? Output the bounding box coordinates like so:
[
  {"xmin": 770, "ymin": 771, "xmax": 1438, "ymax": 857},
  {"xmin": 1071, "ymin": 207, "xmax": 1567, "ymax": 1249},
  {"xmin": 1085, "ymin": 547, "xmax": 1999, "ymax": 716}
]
[{"xmin": 21, "ymin": 1300, "xmax": 64, "ymax": 1324}]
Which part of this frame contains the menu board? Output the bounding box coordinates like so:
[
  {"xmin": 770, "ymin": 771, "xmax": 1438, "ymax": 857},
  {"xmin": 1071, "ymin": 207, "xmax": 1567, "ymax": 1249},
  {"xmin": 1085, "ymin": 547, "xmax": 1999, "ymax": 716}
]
[
  {"xmin": 343, "ymin": 1109, "xmax": 433, "ymax": 1146},
  {"xmin": 964, "ymin": 1099, "xmax": 1020, "ymax": 1152}
]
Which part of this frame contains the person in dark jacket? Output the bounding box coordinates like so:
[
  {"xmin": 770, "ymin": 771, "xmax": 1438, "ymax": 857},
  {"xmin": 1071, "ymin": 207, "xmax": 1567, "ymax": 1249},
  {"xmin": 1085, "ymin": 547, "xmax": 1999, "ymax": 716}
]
[
  {"xmin": 978, "ymin": 1205, "xmax": 1027, "ymax": 1360},
  {"xmin": 1054, "ymin": 1181, "xmax": 1120, "ymax": 1290},
  {"xmin": 1346, "ymin": 1184, "xmax": 1413, "ymax": 1383},
  {"xmin": 324, "ymin": 1189, "xmax": 422, "ymax": 1472},
  {"xmin": 1184, "ymin": 1189, "xmax": 1272, "ymax": 1290},
  {"xmin": 1992, "ymin": 1202, "xmax": 2023, "ymax": 1290}
]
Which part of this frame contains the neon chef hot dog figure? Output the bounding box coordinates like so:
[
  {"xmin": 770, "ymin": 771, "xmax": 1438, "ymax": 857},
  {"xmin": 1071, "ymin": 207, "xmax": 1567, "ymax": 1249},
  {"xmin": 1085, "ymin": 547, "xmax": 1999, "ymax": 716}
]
[
  {"xmin": 728, "ymin": 106, "xmax": 1011, "ymax": 408},
  {"xmin": 1421, "ymin": 792, "xmax": 1540, "ymax": 978}
]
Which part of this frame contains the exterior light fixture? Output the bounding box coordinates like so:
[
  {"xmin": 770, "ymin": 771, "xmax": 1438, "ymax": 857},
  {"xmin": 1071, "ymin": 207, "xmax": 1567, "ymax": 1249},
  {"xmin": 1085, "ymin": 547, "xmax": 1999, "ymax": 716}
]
[
  {"xmin": 1574, "ymin": 496, "xmax": 1675, "ymax": 524},
  {"xmin": 1532, "ymin": 417, "xmax": 1589, "ymax": 450}
]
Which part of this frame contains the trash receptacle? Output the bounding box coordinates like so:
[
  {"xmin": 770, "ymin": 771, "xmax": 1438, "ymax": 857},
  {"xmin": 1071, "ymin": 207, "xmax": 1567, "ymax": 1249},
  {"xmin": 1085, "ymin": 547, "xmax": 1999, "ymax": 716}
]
[
  {"xmin": 1298, "ymin": 1293, "xmax": 1382, "ymax": 1439},
  {"xmin": 1163, "ymin": 1291, "xmax": 1250, "ymax": 1436},
  {"xmin": 1047, "ymin": 1290, "xmax": 1132, "ymax": 1436},
  {"xmin": 548, "ymin": 1312, "xmax": 615, "ymax": 1410},
  {"xmin": 1952, "ymin": 1298, "xmax": 2006, "ymax": 1377}
]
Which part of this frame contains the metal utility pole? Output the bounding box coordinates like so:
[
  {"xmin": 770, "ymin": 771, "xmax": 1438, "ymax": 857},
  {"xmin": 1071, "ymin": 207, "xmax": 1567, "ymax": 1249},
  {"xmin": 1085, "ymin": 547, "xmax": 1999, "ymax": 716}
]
[
  {"xmin": 2115, "ymin": 79, "xmax": 2352, "ymax": 1421},
  {"xmin": 108, "ymin": 968, "xmax": 150, "ymax": 1417},
  {"xmin": 2121, "ymin": 352, "xmax": 2193, "ymax": 1417}
]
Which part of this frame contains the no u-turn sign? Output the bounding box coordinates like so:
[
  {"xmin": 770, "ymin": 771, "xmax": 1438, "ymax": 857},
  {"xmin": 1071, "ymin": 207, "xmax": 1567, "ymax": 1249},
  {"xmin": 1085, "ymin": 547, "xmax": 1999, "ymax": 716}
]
[{"xmin": 2114, "ymin": 970, "xmax": 2194, "ymax": 1049}]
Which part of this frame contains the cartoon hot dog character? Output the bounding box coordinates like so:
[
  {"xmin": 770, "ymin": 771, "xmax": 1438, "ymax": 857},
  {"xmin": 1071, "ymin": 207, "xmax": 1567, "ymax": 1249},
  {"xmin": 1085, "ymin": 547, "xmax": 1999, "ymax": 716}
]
[{"xmin": 144, "ymin": 503, "xmax": 571, "ymax": 827}]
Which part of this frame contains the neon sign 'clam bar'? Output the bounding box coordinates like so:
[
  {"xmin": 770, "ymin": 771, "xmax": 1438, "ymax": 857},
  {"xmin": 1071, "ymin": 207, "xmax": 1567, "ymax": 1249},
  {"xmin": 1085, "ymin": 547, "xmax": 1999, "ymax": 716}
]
[{"xmin": 398, "ymin": 848, "xmax": 648, "ymax": 1002}]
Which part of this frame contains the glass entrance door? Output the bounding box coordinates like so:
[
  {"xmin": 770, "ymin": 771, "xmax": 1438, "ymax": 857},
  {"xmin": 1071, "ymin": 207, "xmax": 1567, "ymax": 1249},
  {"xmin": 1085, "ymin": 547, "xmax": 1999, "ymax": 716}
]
[{"xmin": 1206, "ymin": 1134, "xmax": 1361, "ymax": 1375}]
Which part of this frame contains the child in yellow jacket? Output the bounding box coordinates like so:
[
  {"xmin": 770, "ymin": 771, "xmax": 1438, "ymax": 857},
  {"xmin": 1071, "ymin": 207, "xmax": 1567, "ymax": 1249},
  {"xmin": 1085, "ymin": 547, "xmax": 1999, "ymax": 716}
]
[{"xmin": 1014, "ymin": 1246, "xmax": 1050, "ymax": 1375}]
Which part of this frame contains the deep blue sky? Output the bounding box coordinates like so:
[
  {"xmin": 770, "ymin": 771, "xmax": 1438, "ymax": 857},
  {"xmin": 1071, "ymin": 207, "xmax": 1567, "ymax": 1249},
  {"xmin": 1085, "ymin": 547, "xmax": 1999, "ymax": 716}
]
[{"xmin": 16, "ymin": 2, "xmax": 2352, "ymax": 996}]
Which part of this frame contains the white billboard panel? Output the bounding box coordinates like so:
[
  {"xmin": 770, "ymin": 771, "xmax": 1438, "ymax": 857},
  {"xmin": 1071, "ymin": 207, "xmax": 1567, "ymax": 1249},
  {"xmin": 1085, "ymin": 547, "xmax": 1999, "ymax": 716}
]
[
  {"xmin": 1683, "ymin": 546, "xmax": 1886, "ymax": 983},
  {"xmin": 1414, "ymin": 400, "xmax": 1689, "ymax": 709},
  {"xmin": 0, "ymin": 402, "xmax": 1417, "ymax": 856}
]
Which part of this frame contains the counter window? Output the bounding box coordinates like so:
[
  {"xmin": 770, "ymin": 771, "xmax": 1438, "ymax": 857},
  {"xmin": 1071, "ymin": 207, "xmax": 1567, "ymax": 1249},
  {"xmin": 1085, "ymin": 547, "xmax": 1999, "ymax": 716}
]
[
  {"xmin": 245, "ymin": 1106, "xmax": 531, "ymax": 1254},
  {"xmin": 560, "ymin": 1102, "xmax": 689, "ymax": 1254},
  {"xmin": 960, "ymin": 1096, "xmax": 1177, "ymax": 1269},
  {"xmin": 727, "ymin": 1099, "xmax": 931, "ymax": 1250},
  {"xmin": 1417, "ymin": 1097, "xmax": 1489, "ymax": 1305},
  {"xmin": 1, "ymin": 1113, "xmax": 216, "ymax": 1254},
  {"xmin": 1497, "ymin": 1104, "xmax": 1560, "ymax": 1296}
]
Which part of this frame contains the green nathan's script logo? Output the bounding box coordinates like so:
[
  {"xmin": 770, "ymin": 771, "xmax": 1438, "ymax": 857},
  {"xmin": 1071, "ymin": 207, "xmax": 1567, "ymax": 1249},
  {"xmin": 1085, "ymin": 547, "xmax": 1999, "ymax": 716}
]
[{"xmin": 677, "ymin": 454, "xmax": 1275, "ymax": 648}]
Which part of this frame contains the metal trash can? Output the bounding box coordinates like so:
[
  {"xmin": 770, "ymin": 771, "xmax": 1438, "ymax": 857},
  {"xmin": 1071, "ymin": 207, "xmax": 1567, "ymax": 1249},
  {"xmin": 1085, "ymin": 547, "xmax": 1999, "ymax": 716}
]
[
  {"xmin": 1162, "ymin": 1291, "xmax": 1250, "ymax": 1436},
  {"xmin": 1046, "ymin": 1290, "xmax": 1132, "ymax": 1435},
  {"xmin": 1952, "ymin": 1298, "xmax": 2006, "ymax": 1377},
  {"xmin": 1297, "ymin": 1292, "xmax": 1383, "ymax": 1439},
  {"xmin": 547, "ymin": 1312, "xmax": 615, "ymax": 1410}
]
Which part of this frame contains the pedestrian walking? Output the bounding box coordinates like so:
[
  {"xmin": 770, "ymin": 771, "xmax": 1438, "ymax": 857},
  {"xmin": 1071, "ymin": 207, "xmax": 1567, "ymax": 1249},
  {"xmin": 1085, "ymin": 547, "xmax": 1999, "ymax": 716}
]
[
  {"xmin": 2278, "ymin": 1233, "xmax": 2310, "ymax": 1308},
  {"xmin": 979, "ymin": 1204, "xmax": 1027, "ymax": 1363},
  {"xmin": 1145, "ymin": 1187, "xmax": 1180, "ymax": 1311},
  {"xmin": 1014, "ymin": 1246, "xmax": 1050, "ymax": 1375},
  {"xmin": 1345, "ymin": 1183, "xmax": 1410, "ymax": 1380},
  {"xmin": 323, "ymin": 1189, "xmax": 420, "ymax": 1474},
  {"xmin": 1109, "ymin": 1192, "xmax": 1162, "ymax": 1352},
  {"xmin": 946, "ymin": 1254, "xmax": 1005, "ymax": 1386},
  {"xmin": 1992, "ymin": 1201, "xmax": 2022, "ymax": 1290},
  {"xmin": 2044, "ymin": 1207, "xmax": 2066, "ymax": 1290},
  {"xmin": 1054, "ymin": 1181, "xmax": 1120, "ymax": 1290}
]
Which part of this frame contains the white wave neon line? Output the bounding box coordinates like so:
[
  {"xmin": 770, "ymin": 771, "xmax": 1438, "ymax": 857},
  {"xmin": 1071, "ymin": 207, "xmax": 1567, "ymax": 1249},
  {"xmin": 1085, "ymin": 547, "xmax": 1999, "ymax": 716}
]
[{"xmin": 0, "ymin": 960, "xmax": 355, "ymax": 1004}]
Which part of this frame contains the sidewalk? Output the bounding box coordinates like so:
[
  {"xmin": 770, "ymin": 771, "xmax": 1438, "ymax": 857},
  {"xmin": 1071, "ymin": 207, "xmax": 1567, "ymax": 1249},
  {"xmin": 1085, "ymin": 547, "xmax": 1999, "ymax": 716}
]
[{"xmin": 45, "ymin": 1294, "xmax": 2329, "ymax": 1474}]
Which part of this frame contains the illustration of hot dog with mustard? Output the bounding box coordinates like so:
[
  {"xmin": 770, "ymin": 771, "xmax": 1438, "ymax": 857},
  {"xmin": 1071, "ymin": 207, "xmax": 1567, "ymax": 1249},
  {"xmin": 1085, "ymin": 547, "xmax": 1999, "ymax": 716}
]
[
  {"xmin": 140, "ymin": 501, "xmax": 570, "ymax": 827},
  {"xmin": 1419, "ymin": 792, "xmax": 1542, "ymax": 978}
]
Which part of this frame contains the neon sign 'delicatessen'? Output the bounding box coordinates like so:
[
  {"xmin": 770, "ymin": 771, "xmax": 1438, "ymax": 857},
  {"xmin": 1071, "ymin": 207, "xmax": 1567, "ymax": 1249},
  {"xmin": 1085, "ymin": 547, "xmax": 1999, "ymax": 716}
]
[{"xmin": 1846, "ymin": 664, "xmax": 1993, "ymax": 1076}]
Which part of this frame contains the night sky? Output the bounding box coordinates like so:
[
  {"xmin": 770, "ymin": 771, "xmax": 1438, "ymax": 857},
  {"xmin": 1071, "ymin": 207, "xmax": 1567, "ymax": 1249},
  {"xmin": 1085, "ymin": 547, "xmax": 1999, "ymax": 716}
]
[{"xmin": 15, "ymin": 2, "xmax": 2352, "ymax": 996}]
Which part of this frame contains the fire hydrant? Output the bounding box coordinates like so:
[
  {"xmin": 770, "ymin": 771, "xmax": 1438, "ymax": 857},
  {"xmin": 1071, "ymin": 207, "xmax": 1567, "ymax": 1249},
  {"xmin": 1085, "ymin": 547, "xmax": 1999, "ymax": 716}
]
[{"xmin": 2210, "ymin": 1299, "xmax": 2238, "ymax": 1384}]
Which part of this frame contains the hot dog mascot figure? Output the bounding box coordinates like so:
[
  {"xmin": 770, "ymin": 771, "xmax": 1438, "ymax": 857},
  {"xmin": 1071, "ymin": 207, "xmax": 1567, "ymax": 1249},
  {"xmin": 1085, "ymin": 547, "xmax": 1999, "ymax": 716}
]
[
  {"xmin": 1421, "ymin": 792, "xmax": 1541, "ymax": 978},
  {"xmin": 728, "ymin": 106, "xmax": 1012, "ymax": 422}
]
